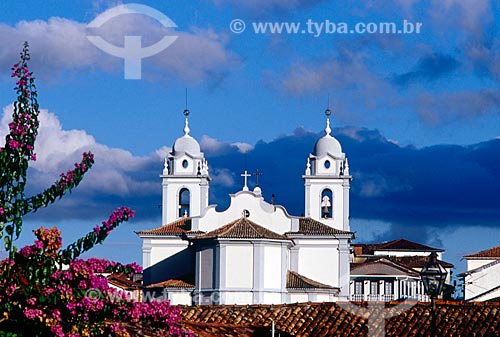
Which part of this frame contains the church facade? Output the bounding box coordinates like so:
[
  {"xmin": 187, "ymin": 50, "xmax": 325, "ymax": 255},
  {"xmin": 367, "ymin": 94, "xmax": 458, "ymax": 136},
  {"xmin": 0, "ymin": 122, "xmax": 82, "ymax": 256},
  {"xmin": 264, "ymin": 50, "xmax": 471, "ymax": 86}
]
[{"xmin": 137, "ymin": 109, "xmax": 354, "ymax": 305}]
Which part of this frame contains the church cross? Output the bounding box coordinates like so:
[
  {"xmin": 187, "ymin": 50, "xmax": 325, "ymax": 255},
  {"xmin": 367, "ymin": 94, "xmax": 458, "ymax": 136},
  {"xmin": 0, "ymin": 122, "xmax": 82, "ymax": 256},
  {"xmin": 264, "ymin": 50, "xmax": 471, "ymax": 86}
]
[
  {"xmin": 253, "ymin": 169, "xmax": 263, "ymax": 187},
  {"xmin": 241, "ymin": 170, "xmax": 251, "ymax": 191}
]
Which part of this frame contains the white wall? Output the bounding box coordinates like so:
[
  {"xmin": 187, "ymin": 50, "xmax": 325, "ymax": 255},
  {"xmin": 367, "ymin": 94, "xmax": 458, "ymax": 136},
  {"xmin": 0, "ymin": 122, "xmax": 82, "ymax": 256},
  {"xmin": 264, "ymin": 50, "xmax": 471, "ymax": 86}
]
[
  {"xmin": 465, "ymin": 260, "xmax": 500, "ymax": 301},
  {"xmin": 295, "ymin": 239, "xmax": 339, "ymax": 286},
  {"xmin": 289, "ymin": 293, "xmax": 309, "ymax": 303},
  {"xmin": 225, "ymin": 245, "xmax": 254, "ymax": 288},
  {"xmin": 169, "ymin": 291, "xmax": 192, "ymax": 305},
  {"xmin": 143, "ymin": 238, "xmax": 188, "ymax": 269},
  {"xmin": 263, "ymin": 245, "xmax": 282, "ymax": 289},
  {"xmin": 223, "ymin": 292, "xmax": 253, "ymax": 305},
  {"xmin": 288, "ymin": 292, "xmax": 334, "ymax": 303},
  {"xmin": 467, "ymin": 259, "xmax": 496, "ymax": 271},
  {"xmin": 262, "ymin": 292, "xmax": 283, "ymax": 304}
]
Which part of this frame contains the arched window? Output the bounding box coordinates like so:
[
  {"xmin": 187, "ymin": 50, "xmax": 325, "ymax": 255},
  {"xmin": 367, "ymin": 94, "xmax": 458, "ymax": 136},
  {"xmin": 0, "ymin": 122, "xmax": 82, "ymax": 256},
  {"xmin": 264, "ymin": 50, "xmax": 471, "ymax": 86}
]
[
  {"xmin": 321, "ymin": 189, "xmax": 333, "ymax": 219},
  {"xmin": 179, "ymin": 188, "xmax": 190, "ymax": 217}
]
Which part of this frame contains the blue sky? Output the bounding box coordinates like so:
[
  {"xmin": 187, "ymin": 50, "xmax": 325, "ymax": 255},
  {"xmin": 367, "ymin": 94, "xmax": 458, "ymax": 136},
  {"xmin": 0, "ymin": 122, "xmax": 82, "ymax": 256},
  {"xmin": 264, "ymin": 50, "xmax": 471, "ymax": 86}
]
[{"xmin": 0, "ymin": 1, "xmax": 499, "ymax": 282}]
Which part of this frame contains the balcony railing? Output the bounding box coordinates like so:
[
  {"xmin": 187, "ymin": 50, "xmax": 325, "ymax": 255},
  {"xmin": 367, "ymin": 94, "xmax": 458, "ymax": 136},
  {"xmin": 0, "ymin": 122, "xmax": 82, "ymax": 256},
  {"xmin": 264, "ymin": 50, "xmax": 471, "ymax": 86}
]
[{"xmin": 350, "ymin": 294, "xmax": 427, "ymax": 302}]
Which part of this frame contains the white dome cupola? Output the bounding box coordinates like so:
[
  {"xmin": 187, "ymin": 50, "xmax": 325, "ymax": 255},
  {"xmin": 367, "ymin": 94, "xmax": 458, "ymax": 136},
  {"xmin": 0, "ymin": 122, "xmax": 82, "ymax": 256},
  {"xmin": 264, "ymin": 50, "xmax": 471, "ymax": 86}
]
[
  {"xmin": 313, "ymin": 109, "xmax": 343, "ymax": 157},
  {"xmin": 172, "ymin": 113, "xmax": 202, "ymax": 157}
]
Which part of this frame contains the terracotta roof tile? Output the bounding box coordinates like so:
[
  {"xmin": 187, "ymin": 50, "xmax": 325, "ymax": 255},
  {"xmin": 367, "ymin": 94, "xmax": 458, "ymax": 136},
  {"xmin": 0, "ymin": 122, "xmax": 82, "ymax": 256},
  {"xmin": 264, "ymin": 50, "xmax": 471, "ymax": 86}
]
[
  {"xmin": 145, "ymin": 279, "xmax": 195, "ymax": 289},
  {"xmin": 375, "ymin": 238, "xmax": 442, "ymax": 252},
  {"xmin": 191, "ymin": 218, "xmax": 291, "ymax": 241},
  {"xmin": 286, "ymin": 218, "xmax": 353, "ymax": 236},
  {"xmin": 107, "ymin": 273, "xmax": 142, "ymax": 290},
  {"xmin": 353, "ymin": 243, "xmax": 379, "ymax": 255},
  {"xmin": 136, "ymin": 218, "xmax": 204, "ymax": 236},
  {"xmin": 170, "ymin": 301, "xmax": 500, "ymax": 337},
  {"xmin": 353, "ymin": 256, "xmax": 454, "ymax": 271},
  {"xmin": 464, "ymin": 245, "xmax": 500, "ymax": 259},
  {"xmin": 286, "ymin": 270, "xmax": 339, "ymax": 290},
  {"xmin": 354, "ymin": 238, "xmax": 442, "ymax": 255},
  {"xmin": 388, "ymin": 255, "xmax": 454, "ymax": 269},
  {"xmin": 351, "ymin": 258, "xmax": 421, "ymax": 277}
]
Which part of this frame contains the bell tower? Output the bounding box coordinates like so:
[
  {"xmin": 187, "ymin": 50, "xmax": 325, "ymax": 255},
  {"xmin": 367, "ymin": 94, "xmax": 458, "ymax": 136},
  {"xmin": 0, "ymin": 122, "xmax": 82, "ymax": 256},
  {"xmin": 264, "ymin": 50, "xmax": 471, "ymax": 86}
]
[
  {"xmin": 161, "ymin": 108, "xmax": 210, "ymax": 225},
  {"xmin": 303, "ymin": 108, "xmax": 351, "ymax": 231}
]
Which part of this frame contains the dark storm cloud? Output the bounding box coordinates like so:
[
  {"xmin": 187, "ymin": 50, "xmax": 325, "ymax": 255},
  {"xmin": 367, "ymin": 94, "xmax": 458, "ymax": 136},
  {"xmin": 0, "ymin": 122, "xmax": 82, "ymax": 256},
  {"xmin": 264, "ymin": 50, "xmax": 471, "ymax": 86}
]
[
  {"xmin": 207, "ymin": 127, "xmax": 500, "ymax": 229},
  {"xmin": 24, "ymin": 125, "xmax": 500, "ymax": 232}
]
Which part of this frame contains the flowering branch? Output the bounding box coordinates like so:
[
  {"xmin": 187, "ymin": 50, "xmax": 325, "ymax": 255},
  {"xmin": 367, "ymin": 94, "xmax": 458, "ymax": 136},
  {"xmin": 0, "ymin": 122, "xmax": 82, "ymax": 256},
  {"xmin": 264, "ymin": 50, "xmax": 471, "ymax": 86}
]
[
  {"xmin": 60, "ymin": 207, "xmax": 135, "ymax": 264},
  {"xmin": 0, "ymin": 44, "xmax": 94, "ymax": 252}
]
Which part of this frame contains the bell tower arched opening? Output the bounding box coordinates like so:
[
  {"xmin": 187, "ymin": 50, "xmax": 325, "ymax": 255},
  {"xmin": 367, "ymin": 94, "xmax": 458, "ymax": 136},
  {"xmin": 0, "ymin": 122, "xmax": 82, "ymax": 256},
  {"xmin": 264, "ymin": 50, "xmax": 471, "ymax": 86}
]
[
  {"xmin": 321, "ymin": 188, "xmax": 333, "ymax": 219},
  {"xmin": 179, "ymin": 188, "xmax": 190, "ymax": 217}
]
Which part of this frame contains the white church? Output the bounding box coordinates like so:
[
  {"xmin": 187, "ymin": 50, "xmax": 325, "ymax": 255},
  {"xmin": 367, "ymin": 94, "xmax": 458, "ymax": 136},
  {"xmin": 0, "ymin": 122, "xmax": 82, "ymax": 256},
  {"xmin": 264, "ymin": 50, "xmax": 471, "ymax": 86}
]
[{"xmin": 137, "ymin": 108, "xmax": 354, "ymax": 305}]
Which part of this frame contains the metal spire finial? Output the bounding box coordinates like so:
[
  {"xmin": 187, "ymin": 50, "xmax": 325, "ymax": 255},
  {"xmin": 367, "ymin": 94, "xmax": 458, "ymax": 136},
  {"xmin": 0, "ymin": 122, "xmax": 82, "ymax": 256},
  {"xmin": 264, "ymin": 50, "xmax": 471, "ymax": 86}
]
[
  {"xmin": 325, "ymin": 92, "xmax": 332, "ymax": 117},
  {"xmin": 324, "ymin": 93, "xmax": 332, "ymax": 136},
  {"xmin": 183, "ymin": 88, "xmax": 190, "ymax": 135}
]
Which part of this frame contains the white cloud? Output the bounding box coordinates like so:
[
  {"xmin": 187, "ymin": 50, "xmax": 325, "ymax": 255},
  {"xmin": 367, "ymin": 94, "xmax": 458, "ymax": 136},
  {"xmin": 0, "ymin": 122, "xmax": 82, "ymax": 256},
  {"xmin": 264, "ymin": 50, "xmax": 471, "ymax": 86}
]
[
  {"xmin": 269, "ymin": 46, "xmax": 388, "ymax": 97},
  {"xmin": 232, "ymin": 142, "xmax": 253, "ymax": 153},
  {"xmin": 200, "ymin": 135, "xmax": 253, "ymax": 156},
  {"xmin": 1, "ymin": 105, "xmax": 159, "ymax": 196},
  {"xmin": 0, "ymin": 15, "xmax": 238, "ymax": 83},
  {"xmin": 210, "ymin": 168, "xmax": 235, "ymax": 187}
]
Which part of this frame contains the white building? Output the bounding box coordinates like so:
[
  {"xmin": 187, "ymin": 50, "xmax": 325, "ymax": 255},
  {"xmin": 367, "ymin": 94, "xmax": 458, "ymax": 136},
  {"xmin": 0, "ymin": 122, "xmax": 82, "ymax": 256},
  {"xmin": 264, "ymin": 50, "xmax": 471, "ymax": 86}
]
[
  {"xmin": 462, "ymin": 245, "xmax": 500, "ymax": 301},
  {"xmin": 350, "ymin": 239, "xmax": 454, "ymax": 302},
  {"xmin": 137, "ymin": 109, "xmax": 354, "ymax": 305}
]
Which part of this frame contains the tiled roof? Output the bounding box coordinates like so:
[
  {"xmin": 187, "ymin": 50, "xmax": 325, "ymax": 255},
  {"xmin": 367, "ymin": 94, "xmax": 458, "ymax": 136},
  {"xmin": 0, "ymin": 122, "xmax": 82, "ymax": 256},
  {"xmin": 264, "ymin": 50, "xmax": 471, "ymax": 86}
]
[
  {"xmin": 119, "ymin": 301, "xmax": 500, "ymax": 336},
  {"xmin": 350, "ymin": 258, "xmax": 421, "ymax": 277},
  {"xmin": 135, "ymin": 218, "xmax": 204, "ymax": 236},
  {"xmin": 107, "ymin": 273, "xmax": 142, "ymax": 290},
  {"xmin": 286, "ymin": 218, "xmax": 353, "ymax": 236},
  {"xmin": 388, "ymin": 255, "xmax": 454, "ymax": 269},
  {"xmin": 145, "ymin": 279, "xmax": 195, "ymax": 289},
  {"xmin": 375, "ymin": 238, "xmax": 442, "ymax": 252},
  {"xmin": 354, "ymin": 238, "xmax": 442, "ymax": 254},
  {"xmin": 191, "ymin": 218, "xmax": 291, "ymax": 241},
  {"xmin": 175, "ymin": 301, "xmax": 500, "ymax": 337},
  {"xmin": 353, "ymin": 243, "xmax": 379, "ymax": 255},
  {"xmin": 286, "ymin": 270, "xmax": 339, "ymax": 290},
  {"xmin": 464, "ymin": 245, "xmax": 500, "ymax": 259}
]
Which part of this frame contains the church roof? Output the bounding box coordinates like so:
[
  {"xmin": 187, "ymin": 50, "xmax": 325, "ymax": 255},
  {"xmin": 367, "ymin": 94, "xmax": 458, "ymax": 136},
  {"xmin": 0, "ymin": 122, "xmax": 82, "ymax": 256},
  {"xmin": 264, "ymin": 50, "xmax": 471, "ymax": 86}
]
[
  {"xmin": 172, "ymin": 134, "xmax": 201, "ymax": 156},
  {"xmin": 135, "ymin": 218, "xmax": 204, "ymax": 236},
  {"xmin": 286, "ymin": 218, "xmax": 353, "ymax": 236},
  {"xmin": 354, "ymin": 238, "xmax": 442, "ymax": 254},
  {"xmin": 286, "ymin": 270, "xmax": 339, "ymax": 290},
  {"xmin": 464, "ymin": 245, "xmax": 500, "ymax": 259},
  {"xmin": 171, "ymin": 116, "xmax": 202, "ymax": 157},
  {"xmin": 145, "ymin": 279, "xmax": 195, "ymax": 289},
  {"xmin": 191, "ymin": 218, "xmax": 291, "ymax": 241}
]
